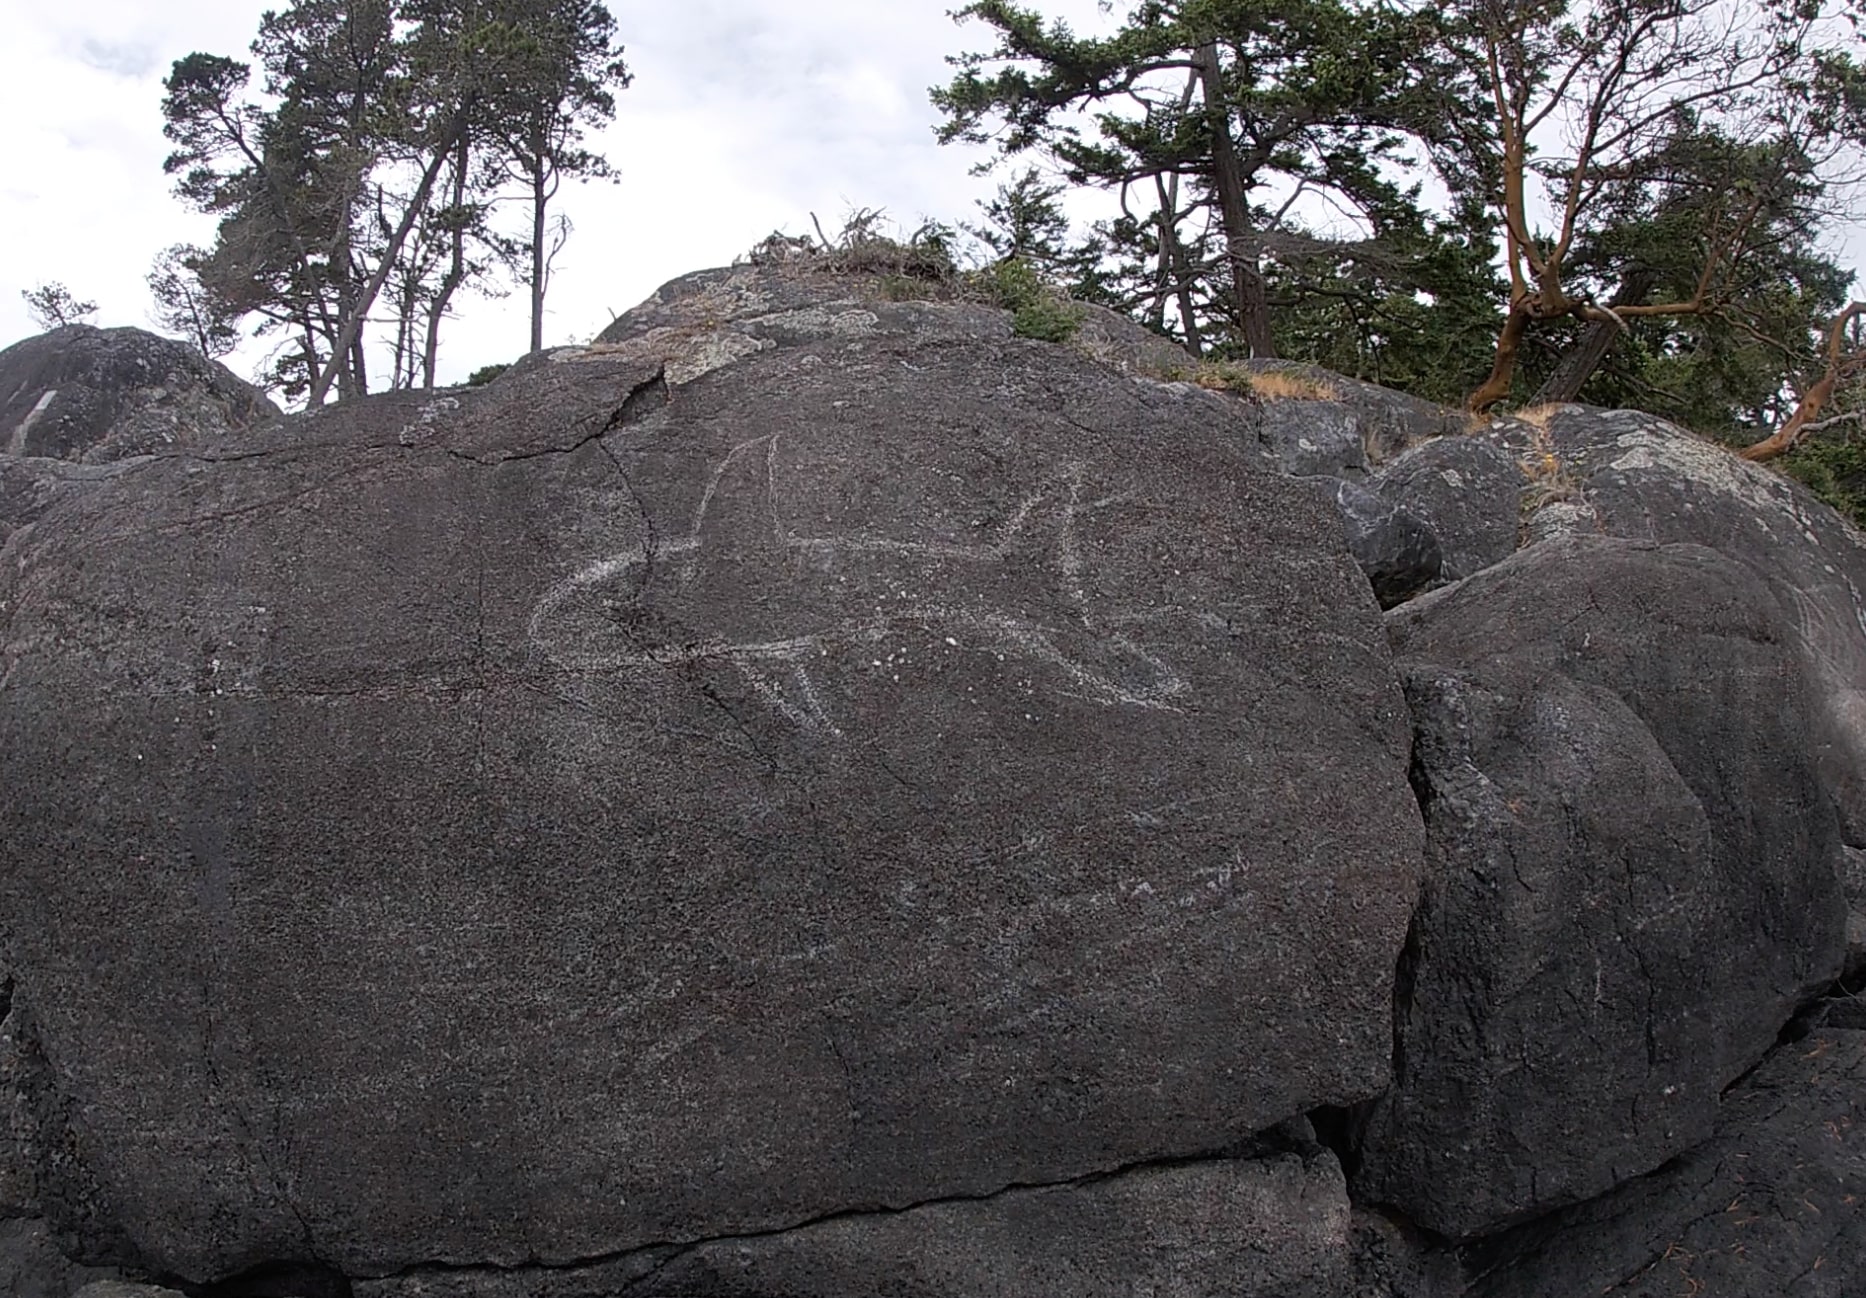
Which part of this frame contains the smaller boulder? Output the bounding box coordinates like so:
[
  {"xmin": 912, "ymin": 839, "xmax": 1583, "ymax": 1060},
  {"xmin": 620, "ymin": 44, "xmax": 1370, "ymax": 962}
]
[
  {"xmin": 1370, "ymin": 435, "xmax": 1525, "ymax": 582},
  {"xmin": 0, "ymin": 325, "xmax": 275, "ymax": 464},
  {"xmin": 1358, "ymin": 536, "xmax": 1846, "ymax": 1238},
  {"xmin": 1308, "ymin": 476, "xmax": 1443, "ymax": 607}
]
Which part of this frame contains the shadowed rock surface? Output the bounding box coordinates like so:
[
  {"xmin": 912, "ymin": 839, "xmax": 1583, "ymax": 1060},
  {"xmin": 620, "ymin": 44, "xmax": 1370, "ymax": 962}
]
[
  {"xmin": 1354, "ymin": 536, "xmax": 1846, "ymax": 1238},
  {"xmin": 0, "ymin": 326, "xmax": 276, "ymax": 463},
  {"xmin": 1308, "ymin": 476, "xmax": 1442, "ymax": 608},
  {"xmin": 1466, "ymin": 1029, "xmax": 1866, "ymax": 1297},
  {"xmin": 0, "ymin": 264, "xmax": 1421, "ymax": 1284},
  {"xmin": 357, "ymin": 1151, "xmax": 1351, "ymax": 1298}
]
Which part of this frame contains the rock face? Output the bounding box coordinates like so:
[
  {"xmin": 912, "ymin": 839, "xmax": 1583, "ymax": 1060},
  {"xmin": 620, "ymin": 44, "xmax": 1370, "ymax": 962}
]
[
  {"xmin": 0, "ymin": 262, "xmax": 1421, "ymax": 1284},
  {"xmin": 1467, "ymin": 1028, "xmax": 1866, "ymax": 1298},
  {"xmin": 3, "ymin": 257, "xmax": 1865, "ymax": 1296},
  {"xmin": 0, "ymin": 325, "xmax": 276, "ymax": 463},
  {"xmin": 1355, "ymin": 536, "xmax": 1846, "ymax": 1237},
  {"xmin": 358, "ymin": 1150, "xmax": 1352, "ymax": 1298},
  {"xmin": 1370, "ymin": 405, "xmax": 1866, "ymax": 849}
]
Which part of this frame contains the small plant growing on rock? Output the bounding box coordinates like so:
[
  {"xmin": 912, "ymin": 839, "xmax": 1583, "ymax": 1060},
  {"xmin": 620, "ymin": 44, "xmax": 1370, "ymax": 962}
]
[
  {"xmin": 1519, "ymin": 427, "xmax": 1583, "ymax": 514},
  {"xmin": 963, "ymin": 257, "xmax": 1085, "ymax": 343}
]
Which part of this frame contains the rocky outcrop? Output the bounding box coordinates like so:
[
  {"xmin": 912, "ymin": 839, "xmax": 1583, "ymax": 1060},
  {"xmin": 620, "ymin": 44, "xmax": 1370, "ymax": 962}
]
[
  {"xmin": 0, "ymin": 325, "xmax": 275, "ymax": 463},
  {"xmin": 1, "ymin": 258, "xmax": 1863, "ymax": 1296},
  {"xmin": 0, "ymin": 261, "xmax": 1421, "ymax": 1286},
  {"xmin": 1355, "ymin": 536, "xmax": 1845, "ymax": 1237},
  {"xmin": 1369, "ymin": 405, "xmax": 1866, "ymax": 849}
]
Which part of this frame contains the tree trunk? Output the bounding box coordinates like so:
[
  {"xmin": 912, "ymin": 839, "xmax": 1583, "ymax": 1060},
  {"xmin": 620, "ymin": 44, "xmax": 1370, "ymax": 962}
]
[
  {"xmin": 424, "ymin": 137, "xmax": 472, "ymax": 388},
  {"xmin": 1192, "ymin": 41, "xmax": 1274, "ymax": 358},
  {"xmin": 308, "ymin": 110, "xmax": 469, "ymax": 407},
  {"xmin": 1742, "ymin": 302, "xmax": 1866, "ymax": 461},
  {"xmin": 530, "ymin": 166, "xmax": 548, "ymax": 354},
  {"xmin": 1528, "ymin": 267, "xmax": 1659, "ymax": 406},
  {"xmin": 1467, "ymin": 302, "xmax": 1536, "ymax": 413}
]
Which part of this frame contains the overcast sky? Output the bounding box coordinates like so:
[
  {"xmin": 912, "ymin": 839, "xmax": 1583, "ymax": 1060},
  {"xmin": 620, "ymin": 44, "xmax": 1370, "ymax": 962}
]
[
  {"xmin": 0, "ymin": 0, "xmax": 1120, "ymax": 388},
  {"xmin": 3, "ymin": 2, "xmax": 1861, "ymax": 394}
]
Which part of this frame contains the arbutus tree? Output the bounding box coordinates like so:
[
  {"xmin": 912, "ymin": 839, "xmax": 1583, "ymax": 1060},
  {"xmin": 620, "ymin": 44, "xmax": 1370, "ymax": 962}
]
[{"xmin": 1446, "ymin": 0, "xmax": 1866, "ymax": 412}]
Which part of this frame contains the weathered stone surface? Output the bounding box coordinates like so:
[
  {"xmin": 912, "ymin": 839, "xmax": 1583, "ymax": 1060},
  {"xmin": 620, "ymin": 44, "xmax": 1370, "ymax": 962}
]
[
  {"xmin": 1309, "ymin": 476, "xmax": 1442, "ymax": 608},
  {"xmin": 1467, "ymin": 1029, "xmax": 1866, "ymax": 1298},
  {"xmin": 1350, "ymin": 1209, "xmax": 1465, "ymax": 1298},
  {"xmin": 0, "ymin": 267, "xmax": 1422, "ymax": 1281},
  {"xmin": 1256, "ymin": 399, "xmax": 1370, "ymax": 478},
  {"xmin": 0, "ymin": 455, "xmax": 136, "ymax": 550},
  {"xmin": 1380, "ymin": 407, "xmax": 1866, "ymax": 846},
  {"xmin": 73, "ymin": 1283, "xmax": 188, "ymax": 1298},
  {"xmin": 1536, "ymin": 410, "xmax": 1866, "ymax": 847},
  {"xmin": 1846, "ymin": 847, "xmax": 1866, "ymax": 979},
  {"xmin": 359, "ymin": 1153, "xmax": 1352, "ymax": 1298},
  {"xmin": 1369, "ymin": 435, "xmax": 1524, "ymax": 582},
  {"xmin": 0, "ymin": 1218, "xmax": 125, "ymax": 1298},
  {"xmin": 1356, "ymin": 535, "xmax": 1846, "ymax": 1239},
  {"xmin": 0, "ymin": 326, "xmax": 276, "ymax": 463}
]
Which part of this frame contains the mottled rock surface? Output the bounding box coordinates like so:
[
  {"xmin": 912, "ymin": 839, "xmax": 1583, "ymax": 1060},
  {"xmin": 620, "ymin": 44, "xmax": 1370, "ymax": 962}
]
[
  {"xmin": 0, "ymin": 1218, "xmax": 125, "ymax": 1298},
  {"xmin": 1369, "ymin": 436, "xmax": 1523, "ymax": 583},
  {"xmin": 1375, "ymin": 406, "xmax": 1866, "ymax": 846},
  {"xmin": 1356, "ymin": 536, "xmax": 1846, "ymax": 1238},
  {"xmin": 0, "ymin": 263, "xmax": 1421, "ymax": 1282},
  {"xmin": 1467, "ymin": 1029, "xmax": 1866, "ymax": 1298},
  {"xmin": 1310, "ymin": 476, "xmax": 1442, "ymax": 608},
  {"xmin": 0, "ymin": 325, "xmax": 275, "ymax": 463}
]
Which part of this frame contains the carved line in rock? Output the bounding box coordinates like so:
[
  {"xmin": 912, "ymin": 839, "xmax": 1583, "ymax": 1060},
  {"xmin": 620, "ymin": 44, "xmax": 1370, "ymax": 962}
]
[{"xmin": 527, "ymin": 432, "xmax": 1193, "ymax": 734}]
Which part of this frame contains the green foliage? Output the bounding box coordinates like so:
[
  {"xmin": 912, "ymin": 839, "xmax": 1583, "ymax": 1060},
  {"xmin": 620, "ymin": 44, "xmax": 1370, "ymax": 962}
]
[
  {"xmin": 1781, "ymin": 432, "xmax": 1866, "ymax": 530},
  {"xmin": 935, "ymin": 0, "xmax": 1485, "ymax": 359},
  {"xmin": 965, "ymin": 257, "xmax": 1086, "ymax": 342},
  {"xmin": 466, "ymin": 362, "xmax": 510, "ymax": 385},
  {"xmin": 147, "ymin": 245, "xmax": 241, "ymax": 359},
  {"xmin": 160, "ymin": 0, "xmax": 631, "ymax": 404}
]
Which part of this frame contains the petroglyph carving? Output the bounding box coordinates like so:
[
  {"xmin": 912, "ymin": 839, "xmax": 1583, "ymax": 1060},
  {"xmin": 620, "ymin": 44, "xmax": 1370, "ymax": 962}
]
[{"xmin": 527, "ymin": 434, "xmax": 1191, "ymax": 733}]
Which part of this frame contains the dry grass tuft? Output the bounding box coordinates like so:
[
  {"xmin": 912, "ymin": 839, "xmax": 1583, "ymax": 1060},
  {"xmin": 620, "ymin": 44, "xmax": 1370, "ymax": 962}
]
[
  {"xmin": 1519, "ymin": 426, "xmax": 1582, "ymax": 514},
  {"xmin": 1514, "ymin": 403, "xmax": 1565, "ymax": 431},
  {"xmin": 1183, "ymin": 361, "xmax": 1340, "ymax": 401},
  {"xmin": 1244, "ymin": 368, "xmax": 1341, "ymax": 401}
]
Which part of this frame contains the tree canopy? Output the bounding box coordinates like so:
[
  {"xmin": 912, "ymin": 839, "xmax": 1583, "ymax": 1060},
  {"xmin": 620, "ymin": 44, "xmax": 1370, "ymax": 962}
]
[
  {"xmin": 159, "ymin": 0, "xmax": 629, "ymax": 404},
  {"xmin": 935, "ymin": 0, "xmax": 1866, "ymax": 440}
]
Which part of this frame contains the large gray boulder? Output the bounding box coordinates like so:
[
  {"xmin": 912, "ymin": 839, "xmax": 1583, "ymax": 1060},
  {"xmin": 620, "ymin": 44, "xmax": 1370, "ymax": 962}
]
[
  {"xmin": 1355, "ymin": 535, "xmax": 1847, "ymax": 1238},
  {"xmin": 1468, "ymin": 1028, "xmax": 1866, "ymax": 1298},
  {"xmin": 0, "ymin": 325, "xmax": 275, "ymax": 463},
  {"xmin": 0, "ymin": 264, "xmax": 1422, "ymax": 1284}
]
